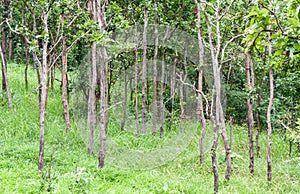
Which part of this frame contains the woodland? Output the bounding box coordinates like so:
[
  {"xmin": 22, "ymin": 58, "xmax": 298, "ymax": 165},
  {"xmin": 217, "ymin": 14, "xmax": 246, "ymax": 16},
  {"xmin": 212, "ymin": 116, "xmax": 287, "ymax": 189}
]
[{"xmin": 0, "ymin": 0, "xmax": 299, "ymax": 193}]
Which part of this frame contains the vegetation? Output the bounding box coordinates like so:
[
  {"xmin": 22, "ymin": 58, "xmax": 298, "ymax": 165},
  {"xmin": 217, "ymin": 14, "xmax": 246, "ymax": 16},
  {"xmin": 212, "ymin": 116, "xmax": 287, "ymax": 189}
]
[
  {"xmin": 0, "ymin": 64, "xmax": 299, "ymax": 193},
  {"xmin": 1, "ymin": 0, "xmax": 300, "ymax": 193}
]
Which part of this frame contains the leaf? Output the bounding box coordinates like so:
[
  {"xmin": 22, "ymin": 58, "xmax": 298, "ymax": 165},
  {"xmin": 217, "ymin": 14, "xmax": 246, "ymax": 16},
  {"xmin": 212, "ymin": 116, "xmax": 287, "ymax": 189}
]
[
  {"xmin": 248, "ymin": 11, "xmax": 258, "ymax": 17},
  {"xmin": 274, "ymin": 49, "xmax": 283, "ymax": 56},
  {"xmin": 288, "ymin": 18, "xmax": 300, "ymax": 27}
]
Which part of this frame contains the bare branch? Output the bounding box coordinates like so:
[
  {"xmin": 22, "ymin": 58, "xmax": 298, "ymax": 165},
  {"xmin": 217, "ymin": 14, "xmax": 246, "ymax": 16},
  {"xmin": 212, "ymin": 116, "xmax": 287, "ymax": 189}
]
[
  {"xmin": 221, "ymin": 33, "xmax": 245, "ymax": 62},
  {"xmin": 260, "ymin": 3, "xmax": 285, "ymax": 35},
  {"xmin": 176, "ymin": 72, "xmax": 209, "ymax": 117},
  {"xmin": 199, "ymin": 0, "xmax": 217, "ymax": 12},
  {"xmin": 218, "ymin": 0, "xmax": 236, "ymax": 21}
]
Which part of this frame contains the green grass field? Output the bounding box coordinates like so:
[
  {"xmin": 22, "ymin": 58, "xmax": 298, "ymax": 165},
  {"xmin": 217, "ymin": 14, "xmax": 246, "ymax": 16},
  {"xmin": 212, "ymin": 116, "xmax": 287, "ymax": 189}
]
[{"xmin": 0, "ymin": 64, "xmax": 299, "ymax": 193}]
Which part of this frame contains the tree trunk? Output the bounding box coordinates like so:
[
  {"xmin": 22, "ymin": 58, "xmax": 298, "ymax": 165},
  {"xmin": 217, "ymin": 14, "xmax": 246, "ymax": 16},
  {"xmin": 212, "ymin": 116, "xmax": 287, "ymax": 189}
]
[
  {"xmin": 1, "ymin": 0, "xmax": 9, "ymax": 91},
  {"xmin": 201, "ymin": 2, "xmax": 232, "ymax": 181},
  {"xmin": 121, "ymin": 67, "xmax": 127, "ymax": 130},
  {"xmin": 87, "ymin": 1, "xmax": 98, "ymax": 155},
  {"xmin": 255, "ymin": 81, "xmax": 262, "ymax": 157},
  {"xmin": 246, "ymin": 52, "xmax": 254, "ymax": 174},
  {"xmin": 152, "ymin": 0, "xmax": 158, "ymax": 136},
  {"xmin": 267, "ymin": 33, "xmax": 273, "ymax": 182},
  {"xmin": 61, "ymin": 13, "xmax": 70, "ymax": 133},
  {"xmin": 38, "ymin": 11, "xmax": 49, "ymax": 171},
  {"xmin": 195, "ymin": 0, "xmax": 207, "ymax": 163},
  {"xmin": 24, "ymin": 36, "xmax": 29, "ymax": 90},
  {"xmin": 1, "ymin": 27, "xmax": 7, "ymax": 91},
  {"xmin": 135, "ymin": 48, "xmax": 140, "ymax": 136},
  {"xmin": 229, "ymin": 116, "xmax": 233, "ymax": 150},
  {"xmin": 0, "ymin": 44, "xmax": 12, "ymax": 111},
  {"xmin": 171, "ymin": 53, "xmax": 177, "ymax": 115},
  {"xmin": 212, "ymin": 120, "xmax": 219, "ymax": 194},
  {"xmin": 8, "ymin": 32, "xmax": 13, "ymax": 61},
  {"xmin": 97, "ymin": 0, "xmax": 108, "ymax": 168},
  {"xmin": 141, "ymin": 5, "xmax": 148, "ymax": 135},
  {"xmin": 159, "ymin": 52, "xmax": 165, "ymax": 138}
]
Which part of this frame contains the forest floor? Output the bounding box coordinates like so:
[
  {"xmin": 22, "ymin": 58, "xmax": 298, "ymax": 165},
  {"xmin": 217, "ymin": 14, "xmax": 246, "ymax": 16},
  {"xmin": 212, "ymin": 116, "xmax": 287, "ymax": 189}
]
[{"xmin": 0, "ymin": 64, "xmax": 299, "ymax": 193}]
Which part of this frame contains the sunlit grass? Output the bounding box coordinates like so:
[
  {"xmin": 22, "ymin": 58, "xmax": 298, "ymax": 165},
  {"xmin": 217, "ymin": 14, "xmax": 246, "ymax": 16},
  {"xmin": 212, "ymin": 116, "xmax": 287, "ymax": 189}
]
[{"xmin": 0, "ymin": 64, "xmax": 299, "ymax": 193}]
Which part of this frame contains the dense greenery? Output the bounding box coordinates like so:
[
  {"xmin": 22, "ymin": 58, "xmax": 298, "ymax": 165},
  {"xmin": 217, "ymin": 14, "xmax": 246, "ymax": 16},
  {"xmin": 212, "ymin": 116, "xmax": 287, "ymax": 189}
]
[
  {"xmin": 1, "ymin": 0, "xmax": 300, "ymax": 193},
  {"xmin": 0, "ymin": 64, "xmax": 299, "ymax": 193}
]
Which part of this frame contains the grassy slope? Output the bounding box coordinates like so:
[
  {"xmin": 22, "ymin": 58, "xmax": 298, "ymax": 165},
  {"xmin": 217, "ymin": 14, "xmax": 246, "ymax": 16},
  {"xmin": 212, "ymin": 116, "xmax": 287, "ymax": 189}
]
[{"xmin": 0, "ymin": 64, "xmax": 299, "ymax": 193}]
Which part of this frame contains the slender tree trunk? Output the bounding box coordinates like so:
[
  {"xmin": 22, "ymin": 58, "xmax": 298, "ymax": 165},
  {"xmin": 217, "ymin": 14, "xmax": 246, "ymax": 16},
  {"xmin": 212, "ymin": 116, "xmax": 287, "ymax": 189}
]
[
  {"xmin": 38, "ymin": 11, "xmax": 49, "ymax": 171},
  {"xmin": 0, "ymin": 44, "xmax": 12, "ymax": 111},
  {"xmin": 267, "ymin": 34, "xmax": 273, "ymax": 182},
  {"xmin": 160, "ymin": 52, "xmax": 165, "ymax": 138},
  {"xmin": 171, "ymin": 53, "xmax": 177, "ymax": 115},
  {"xmin": 255, "ymin": 82, "xmax": 262, "ymax": 157},
  {"xmin": 195, "ymin": 0, "xmax": 207, "ymax": 163},
  {"xmin": 1, "ymin": 28, "xmax": 7, "ymax": 91},
  {"xmin": 31, "ymin": 9, "xmax": 41, "ymax": 102},
  {"xmin": 211, "ymin": 118, "xmax": 219, "ymax": 194},
  {"xmin": 179, "ymin": 76, "xmax": 184, "ymax": 132},
  {"xmin": 135, "ymin": 49, "xmax": 140, "ymax": 136},
  {"xmin": 152, "ymin": 0, "xmax": 158, "ymax": 136},
  {"xmin": 121, "ymin": 67, "xmax": 127, "ymax": 130},
  {"xmin": 8, "ymin": 32, "xmax": 13, "ymax": 61},
  {"xmin": 141, "ymin": 5, "xmax": 148, "ymax": 135},
  {"xmin": 246, "ymin": 52, "xmax": 254, "ymax": 174},
  {"xmin": 87, "ymin": 0, "xmax": 98, "ymax": 155},
  {"xmin": 201, "ymin": 2, "xmax": 232, "ymax": 182},
  {"xmin": 87, "ymin": 42, "xmax": 97, "ymax": 155},
  {"xmin": 229, "ymin": 116, "xmax": 233, "ymax": 150},
  {"xmin": 61, "ymin": 13, "xmax": 70, "ymax": 133},
  {"xmin": 24, "ymin": 36, "xmax": 29, "ymax": 90},
  {"xmin": 1, "ymin": 0, "xmax": 9, "ymax": 91},
  {"xmin": 97, "ymin": 0, "xmax": 108, "ymax": 168}
]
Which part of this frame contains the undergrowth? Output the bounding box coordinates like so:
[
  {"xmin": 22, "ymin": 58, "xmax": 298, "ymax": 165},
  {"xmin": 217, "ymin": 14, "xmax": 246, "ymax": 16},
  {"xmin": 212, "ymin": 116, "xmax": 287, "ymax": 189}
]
[{"xmin": 0, "ymin": 64, "xmax": 299, "ymax": 193}]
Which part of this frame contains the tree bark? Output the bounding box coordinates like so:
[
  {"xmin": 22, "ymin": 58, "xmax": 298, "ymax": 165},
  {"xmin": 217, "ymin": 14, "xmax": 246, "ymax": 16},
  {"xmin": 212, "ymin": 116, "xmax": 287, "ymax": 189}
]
[
  {"xmin": 267, "ymin": 33, "xmax": 273, "ymax": 182},
  {"xmin": 0, "ymin": 44, "xmax": 12, "ymax": 111},
  {"xmin": 246, "ymin": 52, "xmax": 254, "ymax": 174},
  {"xmin": 135, "ymin": 48, "xmax": 140, "ymax": 136},
  {"xmin": 121, "ymin": 67, "xmax": 127, "ymax": 130},
  {"xmin": 201, "ymin": 2, "xmax": 232, "ymax": 181},
  {"xmin": 160, "ymin": 52, "xmax": 165, "ymax": 138},
  {"xmin": 8, "ymin": 31, "xmax": 13, "ymax": 61},
  {"xmin": 88, "ymin": 1, "xmax": 98, "ymax": 155},
  {"xmin": 61, "ymin": 13, "xmax": 71, "ymax": 133},
  {"xmin": 255, "ymin": 81, "xmax": 262, "ymax": 157},
  {"xmin": 38, "ymin": 11, "xmax": 49, "ymax": 171},
  {"xmin": 152, "ymin": 0, "xmax": 158, "ymax": 136},
  {"xmin": 24, "ymin": 36, "xmax": 29, "ymax": 90},
  {"xmin": 195, "ymin": 0, "xmax": 207, "ymax": 163},
  {"xmin": 141, "ymin": 5, "xmax": 148, "ymax": 135},
  {"xmin": 1, "ymin": 0, "xmax": 9, "ymax": 91},
  {"xmin": 97, "ymin": 0, "xmax": 108, "ymax": 168}
]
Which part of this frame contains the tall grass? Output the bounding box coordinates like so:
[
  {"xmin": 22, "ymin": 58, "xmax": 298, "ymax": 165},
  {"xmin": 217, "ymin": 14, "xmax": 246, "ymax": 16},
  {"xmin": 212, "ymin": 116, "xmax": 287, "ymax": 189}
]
[{"xmin": 0, "ymin": 64, "xmax": 299, "ymax": 193}]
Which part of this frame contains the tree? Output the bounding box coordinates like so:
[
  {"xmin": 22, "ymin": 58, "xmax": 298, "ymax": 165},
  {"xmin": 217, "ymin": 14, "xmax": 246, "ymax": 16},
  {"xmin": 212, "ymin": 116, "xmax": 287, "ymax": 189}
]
[
  {"xmin": 194, "ymin": 0, "xmax": 207, "ymax": 164},
  {"xmin": 141, "ymin": 4, "xmax": 148, "ymax": 135},
  {"xmin": 200, "ymin": 0, "xmax": 233, "ymax": 185},
  {"xmin": 245, "ymin": 52, "xmax": 255, "ymax": 174},
  {"xmin": 0, "ymin": 43, "xmax": 12, "ymax": 110}
]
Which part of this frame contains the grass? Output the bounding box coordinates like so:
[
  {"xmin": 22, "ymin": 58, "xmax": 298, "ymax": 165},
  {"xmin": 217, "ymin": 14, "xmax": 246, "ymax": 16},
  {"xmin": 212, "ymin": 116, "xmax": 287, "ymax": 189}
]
[{"xmin": 0, "ymin": 63, "xmax": 299, "ymax": 193}]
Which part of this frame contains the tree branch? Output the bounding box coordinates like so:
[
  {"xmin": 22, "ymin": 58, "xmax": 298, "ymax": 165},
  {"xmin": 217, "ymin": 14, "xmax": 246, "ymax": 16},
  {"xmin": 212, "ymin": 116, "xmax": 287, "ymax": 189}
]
[
  {"xmin": 221, "ymin": 33, "xmax": 245, "ymax": 62},
  {"xmin": 218, "ymin": 0, "xmax": 236, "ymax": 21},
  {"xmin": 176, "ymin": 72, "xmax": 209, "ymax": 117},
  {"xmin": 260, "ymin": 3, "xmax": 285, "ymax": 35}
]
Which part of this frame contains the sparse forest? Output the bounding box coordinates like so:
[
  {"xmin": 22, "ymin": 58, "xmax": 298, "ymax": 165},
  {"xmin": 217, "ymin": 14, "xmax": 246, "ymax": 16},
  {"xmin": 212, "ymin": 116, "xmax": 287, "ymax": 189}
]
[{"xmin": 0, "ymin": 0, "xmax": 299, "ymax": 193}]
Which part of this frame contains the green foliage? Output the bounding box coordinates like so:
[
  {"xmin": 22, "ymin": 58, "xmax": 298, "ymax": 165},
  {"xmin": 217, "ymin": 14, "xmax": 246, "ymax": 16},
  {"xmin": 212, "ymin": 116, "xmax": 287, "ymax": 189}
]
[{"xmin": 1, "ymin": 63, "xmax": 299, "ymax": 194}]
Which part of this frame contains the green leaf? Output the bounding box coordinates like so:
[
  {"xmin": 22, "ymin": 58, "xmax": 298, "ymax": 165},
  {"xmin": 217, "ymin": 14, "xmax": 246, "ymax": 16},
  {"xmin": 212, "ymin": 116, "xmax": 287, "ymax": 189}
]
[
  {"xmin": 274, "ymin": 49, "xmax": 283, "ymax": 56},
  {"xmin": 288, "ymin": 18, "xmax": 300, "ymax": 27},
  {"xmin": 248, "ymin": 11, "xmax": 258, "ymax": 17}
]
